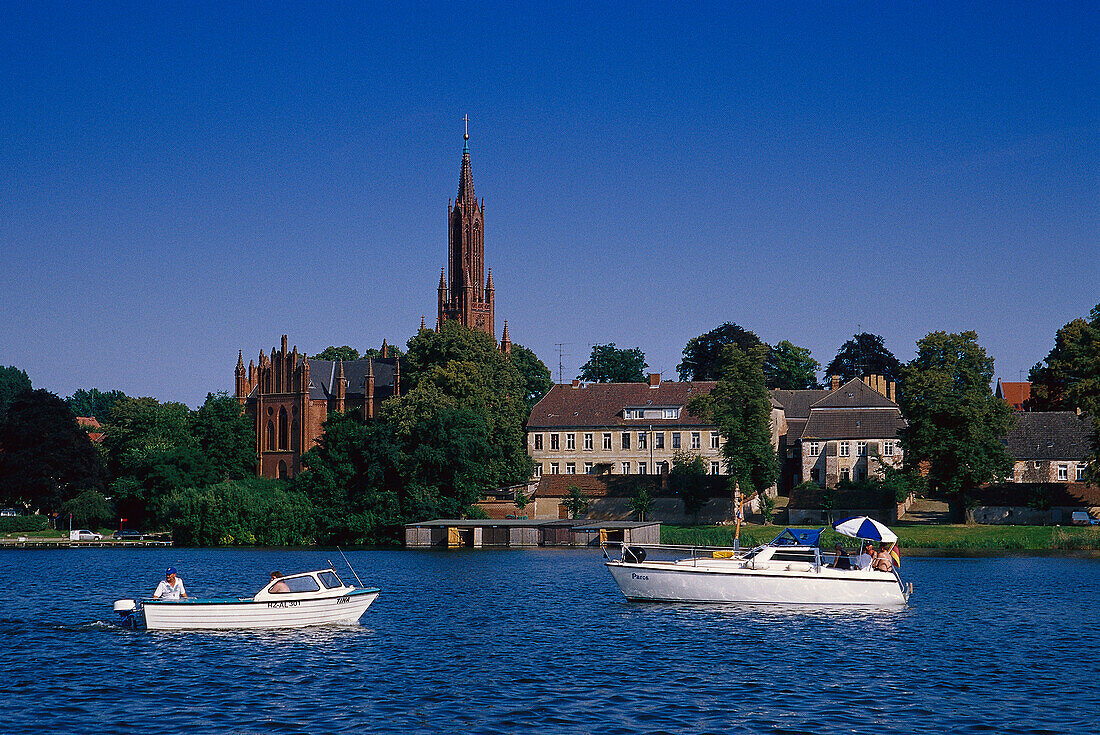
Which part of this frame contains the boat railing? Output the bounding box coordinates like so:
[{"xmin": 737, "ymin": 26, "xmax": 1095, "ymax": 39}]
[{"xmin": 601, "ymin": 541, "xmax": 750, "ymax": 567}]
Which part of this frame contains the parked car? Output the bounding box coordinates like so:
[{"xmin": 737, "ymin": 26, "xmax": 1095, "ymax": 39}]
[
  {"xmin": 113, "ymin": 529, "xmax": 145, "ymax": 541},
  {"xmin": 71, "ymin": 530, "xmax": 103, "ymax": 541}
]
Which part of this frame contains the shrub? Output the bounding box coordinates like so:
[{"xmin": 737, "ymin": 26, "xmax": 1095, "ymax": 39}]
[{"xmin": 0, "ymin": 515, "xmax": 49, "ymax": 533}]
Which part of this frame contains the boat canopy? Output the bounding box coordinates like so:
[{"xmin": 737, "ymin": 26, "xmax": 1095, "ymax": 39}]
[{"xmin": 770, "ymin": 528, "xmax": 824, "ymax": 547}]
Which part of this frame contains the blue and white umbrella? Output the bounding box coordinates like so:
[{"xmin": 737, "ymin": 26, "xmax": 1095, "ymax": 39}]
[{"xmin": 833, "ymin": 516, "xmax": 898, "ymax": 544}]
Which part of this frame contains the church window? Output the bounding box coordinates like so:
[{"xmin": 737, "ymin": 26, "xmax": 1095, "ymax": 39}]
[
  {"xmin": 278, "ymin": 407, "xmax": 289, "ymax": 450},
  {"xmin": 267, "ymin": 421, "xmax": 276, "ymax": 451},
  {"xmin": 291, "ymin": 419, "xmax": 300, "ymax": 453},
  {"xmin": 278, "ymin": 461, "xmax": 288, "ymax": 480}
]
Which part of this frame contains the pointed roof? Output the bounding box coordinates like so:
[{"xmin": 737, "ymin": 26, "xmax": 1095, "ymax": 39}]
[
  {"xmin": 457, "ymin": 124, "xmax": 475, "ymax": 204},
  {"xmin": 811, "ymin": 378, "xmax": 897, "ymax": 409},
  {"xmin": 438, "ymin": 267, "xmax": 447, "ymax": 289},
  {"xmin": 236, "ymin": 350, "xmax": 245, "ymax": 373},
  {"xmin": 486, "ymin": 267, "xmax": 494, "ymax": 290}
]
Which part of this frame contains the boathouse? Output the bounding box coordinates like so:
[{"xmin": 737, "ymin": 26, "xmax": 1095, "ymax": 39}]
[{"xmin": 403, "ymin": 519, "xmax": 660, "ymax": 548}]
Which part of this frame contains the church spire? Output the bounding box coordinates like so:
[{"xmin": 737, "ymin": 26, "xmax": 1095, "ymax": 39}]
[{"xmin": 457, "ymin": 114, "xmax": 475, "ymax": 205}]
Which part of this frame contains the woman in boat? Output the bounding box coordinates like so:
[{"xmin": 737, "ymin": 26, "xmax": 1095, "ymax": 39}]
[{"xmin": 872, "ymin": 544, "xmax": 894, "ymax": 572}]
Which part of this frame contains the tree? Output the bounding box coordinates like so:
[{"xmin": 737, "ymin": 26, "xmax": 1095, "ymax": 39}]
[
  {"xmin": 688, "ymin": 344, "xmax": 778, "ymax": 503},
  {"xmin": 578, "ymin": 343, "xmax": 647, "ymax": 383},
  {"xmin": 562, "ymin": 485, "xmax": 589, "ymax": 519},
  {"xmin": 0, "ymin": 389, "xmax": 106, "ymax": 512},
  {"xmin": 66, "ymin": 388, "xmax": 129, "ymax": 420},
  {"xmin": 898, "ymin": 331, "xmax": 1015, "ymax": 521},
  {"xmin": 190, "ymin": 392, "xmax": 255, "ymax": 481},
  {"xmin": 311, "ymin": 346, "xmax": 360, "ymax": 361},
  {"xmin": 0, "ymin": 365, "xmax": 32, "ymax": 419},
  {"xmin": 629, "ymin": 485, "xmax": 655, "ymax": 521},
  {"xmin": 59, "ymin": 489, "xmax": 113, "ymax": 530},
  {"xmin": 101, "ymin": 397, "xmax": 195, "ymax": 478},
  {"xmin": 824, "ymin": 332, "xmax": 902, "ymax": 383},
  {"xmin": 764, "ymin": 341, "xmax": 821, "ymax": 389},
  {"xmin": 677, "ymin": 323, "xmax": 762, "ymax": 381},
  {"xmin": 509, "ymin": 343, "xmax": 554, "ymax": 409},
  {"xmin": 670, "ymin": 451, "xmax": 709, "ymax": 522},
  {"xmin": 1028, "ymin": 304, "xmax": 1100, "ymax": 415}
]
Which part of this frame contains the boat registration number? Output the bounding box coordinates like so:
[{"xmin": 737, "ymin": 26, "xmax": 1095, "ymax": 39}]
[
  {"xmin": 336, "ymin": 596, "xmax": 351, "ymax": 604},
  {"xmin": 267, "ymin": 601, "xmax": 301, "ymax": 608},
  {"xmin": 631, "ymin": 573, "xmax": 649, "ymax": 580}
]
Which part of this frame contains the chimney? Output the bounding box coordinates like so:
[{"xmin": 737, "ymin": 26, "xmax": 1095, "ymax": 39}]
[
  {"xmin": 571, "ymin": 379, "xmax": 581, "ymax": 389},
  {"xmin": 888, "ymin": 381, "xmax": 896, "ymax": 403},
  {"xmin": 830, "ymin": 375, "xmax": 841, "ymax": 391},
  {"xmin": 648, "ymin": 373, "xmax": 661, "ymax": 387}
]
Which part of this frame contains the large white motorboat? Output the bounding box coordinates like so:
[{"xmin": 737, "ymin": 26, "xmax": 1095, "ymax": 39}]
[
  {"xmin": 114, "ymin": 568, "xmax": 380, "ymax": 630},
  {"xmin": 604, "ymin": 527, "xmax": 911, "ymax": 606}
]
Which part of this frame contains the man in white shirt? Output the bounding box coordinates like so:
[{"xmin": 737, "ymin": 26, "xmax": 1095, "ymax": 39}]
[
  {"xmin": 856, "ymin": 543, "xmax": 875, "ymax": 570},
  {"xmin": 153, "ymin": 567, "xmax": 188, "ymax": 599}
]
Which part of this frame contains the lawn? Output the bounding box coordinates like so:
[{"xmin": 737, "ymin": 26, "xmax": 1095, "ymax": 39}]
[{"xmin": 662, "ymin": 524, "xmax": 1100, "ymax": 550}]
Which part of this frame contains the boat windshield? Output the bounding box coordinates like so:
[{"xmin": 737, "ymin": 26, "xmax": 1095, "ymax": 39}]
[
  {"xmin": 274, "ymin": 575, "xmax": 320, "ymax": 593},
  {"xmin": 319, "ymin": 571, "xmax": 343, "ymax": 589}
]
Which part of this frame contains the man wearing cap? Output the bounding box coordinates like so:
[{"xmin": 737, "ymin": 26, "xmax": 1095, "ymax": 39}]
[{"xmin": 153, "ymin": 567, "xmax": 188, "ymax": 600}]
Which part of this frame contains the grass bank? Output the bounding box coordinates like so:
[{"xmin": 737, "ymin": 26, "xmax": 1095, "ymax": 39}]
[{"xmin": 662, "ymin": 524, "xmax": 1100, "ymax": 551}]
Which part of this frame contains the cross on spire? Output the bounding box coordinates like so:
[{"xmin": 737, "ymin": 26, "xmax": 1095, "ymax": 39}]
[{"xmin": 464, "ymin": 114, "xmax": 469, "ymax": 141}]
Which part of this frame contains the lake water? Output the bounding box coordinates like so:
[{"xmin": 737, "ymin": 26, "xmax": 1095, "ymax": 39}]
[{"xmin": 2, "ymin": 547, "xmax": 1098, "ymax": 734}]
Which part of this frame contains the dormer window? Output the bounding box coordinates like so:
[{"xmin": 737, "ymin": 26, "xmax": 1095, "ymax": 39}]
[{"xmin": 662, "ymin": 408, "xmax": 678, "ymax": 419}]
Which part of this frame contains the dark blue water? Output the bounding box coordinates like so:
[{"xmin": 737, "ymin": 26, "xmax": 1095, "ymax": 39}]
[{"xmin": 2, "ymin": 548, "xmax": 1098, "ymax": 734}]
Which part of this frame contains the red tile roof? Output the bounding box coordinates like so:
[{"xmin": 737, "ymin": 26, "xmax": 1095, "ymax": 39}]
[
  {"xmin": 76, "ymin": 416, "xmax": 104, "ymax": 443},
  {"xmin": 527, "ymin": 380, "xmax": 717, "ymax": 429},
  {"xmin": 996, "ymin": 381, "xmax": 1031, "ymax": 410}
]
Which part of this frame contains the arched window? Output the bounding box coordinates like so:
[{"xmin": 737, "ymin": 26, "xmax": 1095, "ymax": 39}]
[
  {"xmin": 277, "ymin": 460, "xmax": 288, "ymax": 480},
  {"xmin": 278, "ymin": 407, "xmax": 288, "ymax": 450},
  {"xmin": 291, "ymin": 419, "xmax": 300, "ymax": 452},
  {"xmin": 267, "ymin": 421, "xmax": 276, "ymax": 451}
]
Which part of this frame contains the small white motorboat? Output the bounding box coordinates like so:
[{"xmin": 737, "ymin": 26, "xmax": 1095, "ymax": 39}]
[
  {"xmin": 114, "ymin": 568, "xmax": 380, "ymax": 630},
  {"xmin": 604, "ymin": 526, "xmax": 911, "ymax": 606}
]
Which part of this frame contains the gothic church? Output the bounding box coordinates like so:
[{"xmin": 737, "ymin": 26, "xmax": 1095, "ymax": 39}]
[{"xmin": 236, "ymin": 126, "xmax": 510, "ymax": 478}]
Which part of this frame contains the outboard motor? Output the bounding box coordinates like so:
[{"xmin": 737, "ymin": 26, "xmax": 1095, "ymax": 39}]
[
  {"xmin": 114, "ymin": 599, "xmax": 139, "ymax": 629},
  {"xmin": 622, "ymin": 546, "xmax": 647, "ymax": 564}
]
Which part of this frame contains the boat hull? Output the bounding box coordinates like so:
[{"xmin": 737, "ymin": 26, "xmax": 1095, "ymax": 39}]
[
  {"xmin": 140, "ymin": 588, "xmax": 380, "ymax": 630},
  {"xmin": 607, "ymin": 562, "xmax": 907, "ymax": 606}
]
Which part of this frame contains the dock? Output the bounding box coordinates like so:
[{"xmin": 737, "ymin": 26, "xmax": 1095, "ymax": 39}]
[{"xmin": 0, "ymin": 539, "xmax": 172, "ymax": 548}]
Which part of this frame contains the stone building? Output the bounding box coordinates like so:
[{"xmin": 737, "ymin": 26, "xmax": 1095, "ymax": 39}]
[
  {"xmin": 525, "ymin": 373, "xmax": 785, "ymax": 481},
  {"xmin": 234, "ymin": 336, "xmax": 400, "ymax": 479},
  {"xmin": 1003, "ymin": 411, "xmax": 1093, "ymax": 483},
  {"xmin": 791, "ymin": 377, "xmax": 906, "ymax": 489}
]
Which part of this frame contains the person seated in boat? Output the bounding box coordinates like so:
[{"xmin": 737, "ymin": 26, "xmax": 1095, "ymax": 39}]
[
  {"xmin": 828, "ymin": 543, "xmax": 852, "ymax": 569},
  {"xmin": 269, "ymin": 571, "xmax": 290, "ymax": 593},
  {"xmin": 153, "ymin": 567, "xmax": 188, "ymax": 600},
  {"xmin": 872, "ymin": 544, "xmax": 894, "ymax": 572},
  {"xmin": 856, "ymin": 543, "xmax": 875, "ymax": 570}
]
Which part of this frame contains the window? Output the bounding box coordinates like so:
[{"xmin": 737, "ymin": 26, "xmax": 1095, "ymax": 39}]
[
  {"xmin": 621, "ymin": 432, "xmax": 631, "ymax": 450},
  {"xmin": 1058, "ymin": 465, "xmax": 1068, "ymax": 481},
  {"xmin": 550, "ymin": 462, "xmax": 559, "ymax": 474},
  {"xmin": 672, "ymin": 432, "xmax": 681, "ymax": 449},
  {"xmin": 319, "ymin": 571, "xmax": 343, "ymax": 589},
  {"xmin": 662, "ymin": 408, "xmax": 678, "ymax": 419},
  {"xmin": 883, "ymin": 441, "xmax": 894, "ymax": 456},
  {"xmin": 638, "ymin": 432, "xmax": 648, "ymax": 450},
  {"xmin": 854, "ymin": 467, "xmax": 864, "ymax": 481},
  {"xmin": 550, "ymin": 433, "xmax": 559, "ymax": 450},
  {"xmin": 1079, "ymin": 465, "xmax": 1088, "ymax": 481},
  {"xmin": 566, "ymin": 462, "xmax": 576, "ymax": 474},
  {"xmin": 811, "ymin": 467, "xmax": 821, "ymax": 485},
  {"xmin": 584, "ymin": 462, "xmax": 593, "ymax": 474},
  {"xmin": 655, "ymin": 432, "xmax": 664, "ymax": 450},
  {"xmin": 657, "ymin": 461, "xmax": 668, "ymax": 474},
  {"xmin": 566, "ymin": 433, "xmax": 575, "ymax": 450},
  {"xmin": 857, "ymin": 441, "xmax": 867, "ymax": 456},
  {"xmin": 839, "ymin": 442, "xmax": 850, "ymax": 457},
  {"xmin": 274, "ymin": 575, "xmax": 320, "ymax": 594},
  {"xmin": 840, "ymin": 468, "xmax": 850, "ymax": 481},
  {"xmin": 638, "ymin": 462, "xmax": 647, "ymax": 475},
  {"xmin": 710, "ymin": 461, "xmax": 720, "ymax": 475},
  {"xmin": 691, "ymin": 432, "xmax": 701, "ymax": 450},
  {"xmin": 534, "ymin": 434, "xmax": 543, "ymax": 451},
  {"xmin": 603, "ymin": 433, "xmax": 612, "ymax": 450},
  {"xmin": 807, "ymin": 442, "xmax": 820, "ymax": 457},
  {"xmin": 583, "ymin": 433, "xmax": 593, "ymax": 450},
  {"xmin": 710, "ymin": 432, "xmax": 720, "ymax": 449},
  {"xmin": 621, "ymin": 462, "xmax": 630, "ymax": 475},
  {"xmin": 533, "ymin": 464, "xmax": 542, "ymax": 478}
]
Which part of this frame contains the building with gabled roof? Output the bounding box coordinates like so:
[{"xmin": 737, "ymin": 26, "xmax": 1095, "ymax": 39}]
[
  {"xmin": 996, "ymin": 379, "xmax": 1031, "ymax": 410},
  {"xmin": 1004, "ymin": 410, "xmax": 1093, "ymax": 483}
]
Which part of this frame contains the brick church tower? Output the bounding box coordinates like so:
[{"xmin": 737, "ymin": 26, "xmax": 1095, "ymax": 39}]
[{"xmin": 438, "ymin": 118, "xmax": 496, "ymax": 339}]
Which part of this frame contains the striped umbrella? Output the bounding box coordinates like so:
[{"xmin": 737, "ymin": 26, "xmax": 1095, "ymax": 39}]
[{"xmin": 833, "ymin": 516, "xmax": 898, "ymax": 544}]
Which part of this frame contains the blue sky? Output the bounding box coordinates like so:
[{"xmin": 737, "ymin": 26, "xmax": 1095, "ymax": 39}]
[{"xmin": 2, "ymin": 2, "xmax": 1097, "ymax": 406}]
